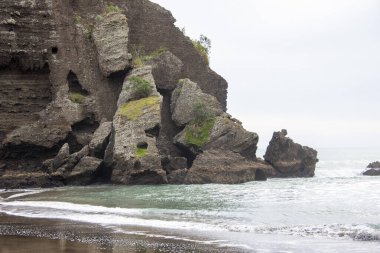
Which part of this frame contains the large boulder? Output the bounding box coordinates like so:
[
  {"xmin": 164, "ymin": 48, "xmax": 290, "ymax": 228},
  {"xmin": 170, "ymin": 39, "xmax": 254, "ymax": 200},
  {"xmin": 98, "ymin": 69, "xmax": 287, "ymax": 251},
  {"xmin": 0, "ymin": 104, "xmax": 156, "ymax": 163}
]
[
  {"xmin": 147, "ymin": 51, "xmax": 184, "ymax": 91},
  {"xmin": 89, "ymin": 121, "xmax": 112, "ymax": 159},
  {"xmin": 363, "ymin": 161, "xmax": 380, "ymax": 176},
  {"xmin": 170, "ymin": 79, "xmax": 223, "ymax": 126},
  {"xmin": 117, "ymin": 66, "xmax": 161, "ymax": 106},
  {"xmin": 264, "ymin": 130, "xmax": 318, "ymax": 177},
  {"xmin": 66, "ymin": 156, "xmax": 103, "ymax": 185},
  {"xmin": 106, "ymin": 67, "xmax": 167, "ymax": 184},
  {"xmin": 175, "ymin": 114, "xmax": 258, "ymax": 158},
  {"xmin": 93, "ymin": 12, "xmax": 130, "ymax": 77},
  {"xmin": 2, "ymin": 114, "xmax": 71, "ymax": 151},
  {"xmin": 48, "ymin": 145, "xmax": 90, "ymax": 180},
  {"xmin": 184, "ymin": 149, "xmax": 273, "ymax": 184}
]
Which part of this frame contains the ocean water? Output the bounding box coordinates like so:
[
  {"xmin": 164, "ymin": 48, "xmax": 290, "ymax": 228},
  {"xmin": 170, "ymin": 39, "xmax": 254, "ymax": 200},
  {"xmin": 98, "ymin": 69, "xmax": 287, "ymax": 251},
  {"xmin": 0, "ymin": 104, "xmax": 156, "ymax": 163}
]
[{"xmin": 0, "ymin": 148, "xmax": 380, "ymax": 252}]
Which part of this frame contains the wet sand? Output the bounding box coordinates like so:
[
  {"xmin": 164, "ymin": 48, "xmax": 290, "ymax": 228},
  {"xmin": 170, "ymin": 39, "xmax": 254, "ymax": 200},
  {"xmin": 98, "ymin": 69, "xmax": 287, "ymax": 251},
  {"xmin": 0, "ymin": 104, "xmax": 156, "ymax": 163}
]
[{"xmin": 0, "ymin": 214, "xmax": 244, "ymax": 253}]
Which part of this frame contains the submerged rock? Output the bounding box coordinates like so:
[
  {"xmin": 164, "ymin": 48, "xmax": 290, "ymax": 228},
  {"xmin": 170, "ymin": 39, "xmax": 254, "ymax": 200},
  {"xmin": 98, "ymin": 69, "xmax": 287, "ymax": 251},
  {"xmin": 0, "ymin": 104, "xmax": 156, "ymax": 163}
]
[
  {"xmin": 264, "ymin": 130, "xmax": 318, "ymax": 177},
  {"xmin": 363, "ymin": 161, "xmax": 380, "ymax": 176}
]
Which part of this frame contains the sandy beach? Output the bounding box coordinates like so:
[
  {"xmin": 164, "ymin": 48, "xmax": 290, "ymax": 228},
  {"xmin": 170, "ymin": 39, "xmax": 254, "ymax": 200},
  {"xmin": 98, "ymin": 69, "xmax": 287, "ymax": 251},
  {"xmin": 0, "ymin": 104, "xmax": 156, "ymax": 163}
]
[{"xmin": 0, "ymin": 213, "xmax": 243, "ymax": 253}]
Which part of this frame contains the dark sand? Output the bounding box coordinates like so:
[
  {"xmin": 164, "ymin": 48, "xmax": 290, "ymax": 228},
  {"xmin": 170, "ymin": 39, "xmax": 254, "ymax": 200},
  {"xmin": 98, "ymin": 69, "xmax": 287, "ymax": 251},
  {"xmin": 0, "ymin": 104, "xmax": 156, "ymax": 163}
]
[{"xmin": 0, "ymin": 214, "xmax": 245, "ymax": 253}]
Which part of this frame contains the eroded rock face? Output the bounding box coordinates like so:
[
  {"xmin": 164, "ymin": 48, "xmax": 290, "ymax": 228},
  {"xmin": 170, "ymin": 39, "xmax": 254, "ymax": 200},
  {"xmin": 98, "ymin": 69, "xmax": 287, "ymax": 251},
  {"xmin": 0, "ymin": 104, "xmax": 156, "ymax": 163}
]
[
  {"xmin": 66, "ymin": 156, "xmax": 103, "ymax": 185},
  {"xmin": 93, "ymin": 12, "xmax": 130, "ymax": 77},
  {"xmin": 175, "ymin": 114, "xmax": 259, "ymax": 159},
  {"xmin": 148, "ymin": 51, "xmax": 183, "ymax": 91},
  {"xmin": 106, "ymin": 67, "xmax": 167, "ymax": 184},
  {"xmin": 89, "ymin": 121, "xmax": 112, "ymax": 159},
  {"xmin": 184, "ymin": 149, "xmax": 273, "ymax": 184},
  {"xmin": 363, "ymin": 161, "xmax": 380, "ymax": 176},
  {"xmin": 264, "ymin": 130, "xmax": 318, "ymax": 177},
  {"xmin": 171, "ymin": 78, "xmax": 223, "ymax": 126}
]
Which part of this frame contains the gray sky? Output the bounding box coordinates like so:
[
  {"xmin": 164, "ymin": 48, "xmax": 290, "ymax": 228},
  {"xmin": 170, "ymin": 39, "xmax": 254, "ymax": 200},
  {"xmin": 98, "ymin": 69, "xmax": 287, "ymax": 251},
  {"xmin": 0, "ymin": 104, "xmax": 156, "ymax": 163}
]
[{"xmin": 151, "ymin": 0, "xmax": 380, "ymax": 149}]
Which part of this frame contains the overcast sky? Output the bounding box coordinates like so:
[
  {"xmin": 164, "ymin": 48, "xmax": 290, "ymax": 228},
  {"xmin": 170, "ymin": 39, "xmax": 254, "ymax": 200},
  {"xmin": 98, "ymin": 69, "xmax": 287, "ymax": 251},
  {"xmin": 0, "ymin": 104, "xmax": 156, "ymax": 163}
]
[{"xmin": 151, "ymin": 0, "xmax": 380, "ymax": 149}]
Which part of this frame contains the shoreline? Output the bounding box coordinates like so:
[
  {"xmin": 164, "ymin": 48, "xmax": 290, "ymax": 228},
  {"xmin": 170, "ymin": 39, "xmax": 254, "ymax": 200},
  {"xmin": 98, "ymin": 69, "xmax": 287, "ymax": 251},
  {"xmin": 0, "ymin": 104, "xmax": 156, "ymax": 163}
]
[{"xmin": 0, "ymin": 213, "xmax": 245, "ymax": 253}]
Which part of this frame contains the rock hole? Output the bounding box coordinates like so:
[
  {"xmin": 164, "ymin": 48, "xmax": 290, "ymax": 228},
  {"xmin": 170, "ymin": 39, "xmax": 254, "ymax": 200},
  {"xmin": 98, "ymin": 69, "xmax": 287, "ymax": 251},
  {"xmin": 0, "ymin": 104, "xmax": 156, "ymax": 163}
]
[
  {"xmin": 137, "ymin": 142, "xmax": 148, "ymax": 149},
  {"xmin": 67, "ymin": 71, "xmax": 89, "ymax": 95},
  {"xmin": 145, "ymin": 124, "xmax": 160, "ymax": 138},
  {"xmin": 8, "ymin": 28, "xmax": 14, "ymax": 32},
  {"xmin": 52, "ymin": 47, "xmax": 58, "ymax": 54},
  {"xmin": 68, "ymin": 116, "xmax": 100, "ymax": 152},
  {"xmin": 255, "ymin": 169, "xmax": 267, "ymax": 181}
]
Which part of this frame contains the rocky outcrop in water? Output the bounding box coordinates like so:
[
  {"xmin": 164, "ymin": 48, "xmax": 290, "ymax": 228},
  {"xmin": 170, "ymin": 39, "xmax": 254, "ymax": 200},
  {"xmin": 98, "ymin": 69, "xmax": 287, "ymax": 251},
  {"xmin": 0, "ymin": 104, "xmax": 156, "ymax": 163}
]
[
  {"xmin": 0, "ymin": 0, "xmax": 318, "ymax": 188},
  {"xmin": 264, "ymin": 130, "xmax": 318, "ymax": 177},
  {"xmin": 363, "ymin": 161, "xmax": 380, "ymax": 176}
]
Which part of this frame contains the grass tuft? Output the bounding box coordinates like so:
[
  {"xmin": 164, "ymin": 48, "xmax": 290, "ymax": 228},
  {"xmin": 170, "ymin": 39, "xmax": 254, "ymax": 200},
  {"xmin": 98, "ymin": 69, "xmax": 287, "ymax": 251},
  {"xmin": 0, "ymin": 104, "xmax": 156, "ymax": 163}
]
[
  {"xmin": 185, "ymin": 117, "xmax": 215, "ymax": 148},
  {"xmin": 118, "ymin": 96, "xmax": 160, "ymax": 121},
  {"xmin": 130, "ymin": 45, "xmax": 167, "ymax": 68},
  {"xmin": 136, "ymin": 147, "xmax": 148, "ymax": 158},
  {"xmin": 129, "ymin": 76, "xmax": 152, "ymax": 99},
  {"xmin": 69, "ymin": 92, "xmax": 86, "ymax": 104},
  {"xmin": 104, "ymin": 4, "xmax": 122, "ymax": 14}
]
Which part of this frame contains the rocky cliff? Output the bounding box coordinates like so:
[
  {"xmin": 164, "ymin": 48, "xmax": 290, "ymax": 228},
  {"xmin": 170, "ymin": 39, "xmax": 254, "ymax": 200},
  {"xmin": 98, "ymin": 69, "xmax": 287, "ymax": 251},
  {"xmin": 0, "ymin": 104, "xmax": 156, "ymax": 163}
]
[{"xmin": 0, "ymin": 0, "xmax": 318, "ymax": 188}]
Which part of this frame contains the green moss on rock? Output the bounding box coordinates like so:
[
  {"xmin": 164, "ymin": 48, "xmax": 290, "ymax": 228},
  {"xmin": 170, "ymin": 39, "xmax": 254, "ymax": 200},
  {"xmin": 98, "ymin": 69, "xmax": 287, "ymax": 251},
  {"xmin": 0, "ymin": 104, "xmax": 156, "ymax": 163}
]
[
  {"xmin": 184, "ymin": 117, "xmax": 215, "ymax": 148},
  {"xmin": 129, "ymin": 76, "xmax": 153, "ymax": 99},
  {"xmin": 136, "ymin": 147, "xmax": 148, "ymax": 157},
  {"xmin": 69, "ymin": 92, "xmax": 86, "ymax": 104},
  {"xmin": 118, "ymin": 96, "xmax": 160, "ymax": 121}
]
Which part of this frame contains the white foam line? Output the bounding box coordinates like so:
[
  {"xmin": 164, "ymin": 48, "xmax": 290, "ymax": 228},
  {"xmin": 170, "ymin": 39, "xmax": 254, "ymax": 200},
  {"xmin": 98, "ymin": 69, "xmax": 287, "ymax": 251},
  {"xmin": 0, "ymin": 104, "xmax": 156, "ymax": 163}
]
[
  {"xmin": 0, "ymin": 202, "xmax": 225, "ymax": 232},
  {"xmin": 0, "ymin": 201, "xmax": 143, "ymax": 216},
  {"xmin": 5, "ymin": 190, "xmax": 47, "ymax": 200}
]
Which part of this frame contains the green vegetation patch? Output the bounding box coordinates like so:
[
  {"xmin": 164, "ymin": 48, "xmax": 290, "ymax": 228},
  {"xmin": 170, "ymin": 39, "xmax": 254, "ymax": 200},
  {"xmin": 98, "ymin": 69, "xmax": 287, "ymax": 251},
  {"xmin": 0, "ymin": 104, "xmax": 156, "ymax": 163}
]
[
  {"xmin": 136, "ymin": 147, "xmax": 148, "ymax": 158},
  {"xmin": 184, "ymin": 103, "xmax": 216, "ymax": 148},
  {"xmin": 129, "ymin": 76, "xmax": 153, "ymax": 99},
  {"xmin": 118, "ymin": 96, "xmax": 160, "ymax": 121},
  {"xmin": 185, "ymin": 117, "xmax": 215, "ymax": 148},
  {"xmin": 131, "ymin": 45, "xmax": 167, "ymax": 68},
  {"xmin": 69, "ymin": 92, "xmax": 86, "ymax": 104},
  {"xmin": 104, "ymin": 3, "xmax": 122, "ymax": 14},
  {"xmin": 74, "ymin": 15, "xmax": 82, "ymax": 24},
  {"xmin": 192, "ymin": 35, "xmax": 211, "ymax": 65}
]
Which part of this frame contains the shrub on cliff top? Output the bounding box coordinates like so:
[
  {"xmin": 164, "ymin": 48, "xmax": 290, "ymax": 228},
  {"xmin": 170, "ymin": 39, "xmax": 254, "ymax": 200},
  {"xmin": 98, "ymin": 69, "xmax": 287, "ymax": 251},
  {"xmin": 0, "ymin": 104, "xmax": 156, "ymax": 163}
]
[
  {"xmin": 129, "ymin": 76, "xmax": 153, "ymax": 99},
  {"xmin": 131, "ymin": 45, "xmax": 167, "ymax": 68},
  {"xmin": 192, "ymin": 35, "xmax": 211, "ymax": 65},
  {"xmin": 104, "ymin": 3, "xmax": 122, "ymax": 14}
]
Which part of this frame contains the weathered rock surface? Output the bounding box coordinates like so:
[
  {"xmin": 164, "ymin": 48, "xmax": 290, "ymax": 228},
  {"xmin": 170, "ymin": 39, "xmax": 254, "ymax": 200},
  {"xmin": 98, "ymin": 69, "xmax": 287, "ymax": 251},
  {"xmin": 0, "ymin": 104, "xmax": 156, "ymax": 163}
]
[
  {"xmin": 264, "ymin": 130, "xmax": 318, "ymax": 177},
  {"xmin": 162, "ymin": 156, "xmax": 188, "ymax": 174},
  {"xmin": 148, "ymin": 51, "xmax": 183, "ymax": 91},
  {"xmin": 167, "ymin": 169, "xmax": 188, "ymax": 184},
  {"xmin": 184, "ymin": 149, "xmax": 273, "ymax": 184},
  {"xmin": 106, "ymin": 67, "xmax": 167, "ymax": 184},
  {"xmin": 0, "ymin": 0, "xmax": 319, "ymax": 188},
  {"xmin": 93, "ymin": 12, "xmax": 130, "ymax": 77},
  {"xmin": 89, "ymin": 121, "xmax": 112, "ymax": 158},
  {"xmin": 171, "ymin": 79, "xmax": 223, "ymax": 126},
  {"xmin": 66, "ymin": 156, "xmax": 103, "ymax": 185},
  {"xmin": 175, "ymin": 114, "xmax": 258, "ymax": 158},
  {"xmin": 363, "ymin": 161, "xmax": 380, "ymax": 176},
  {"xmin": 125, "ymin": 0, "xmax": 228, "ymax": 109},
  {"xmin": 367, "ymin": 161, "xmax": 380, "ymax": 169}
]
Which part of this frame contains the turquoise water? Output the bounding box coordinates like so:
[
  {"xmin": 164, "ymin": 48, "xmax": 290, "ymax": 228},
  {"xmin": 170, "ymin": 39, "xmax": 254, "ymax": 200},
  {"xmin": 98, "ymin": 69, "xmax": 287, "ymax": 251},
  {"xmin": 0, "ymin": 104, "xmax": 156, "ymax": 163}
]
[{"xmin": 1, "ymin": 148, "xmax": 380, "ymax": 252}]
